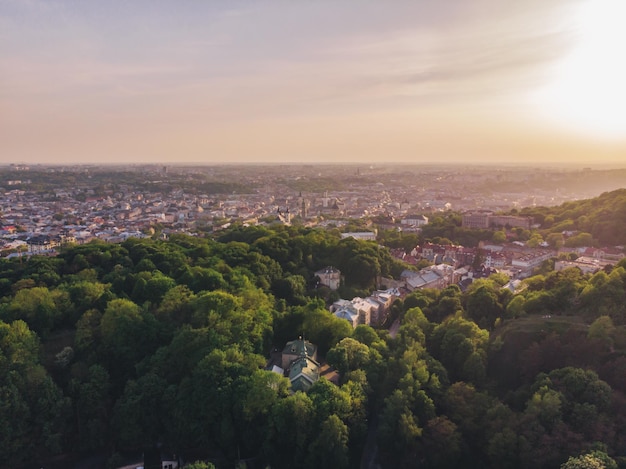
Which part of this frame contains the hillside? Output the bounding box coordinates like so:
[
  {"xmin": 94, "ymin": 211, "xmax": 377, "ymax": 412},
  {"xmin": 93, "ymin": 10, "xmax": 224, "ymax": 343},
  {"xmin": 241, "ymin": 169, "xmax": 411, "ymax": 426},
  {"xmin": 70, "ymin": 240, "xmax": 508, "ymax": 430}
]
[{"xmin": 520, "ymin": 188, "xmax": 626, "ymax": 246}]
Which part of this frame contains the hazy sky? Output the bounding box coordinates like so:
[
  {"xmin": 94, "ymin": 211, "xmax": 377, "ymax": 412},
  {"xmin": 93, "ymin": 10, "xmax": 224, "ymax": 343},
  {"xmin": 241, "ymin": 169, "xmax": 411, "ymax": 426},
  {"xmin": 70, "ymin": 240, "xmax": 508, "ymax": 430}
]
[{"xmin": 2, "ymin": 0, "xmax": 626, "ymax": 165}]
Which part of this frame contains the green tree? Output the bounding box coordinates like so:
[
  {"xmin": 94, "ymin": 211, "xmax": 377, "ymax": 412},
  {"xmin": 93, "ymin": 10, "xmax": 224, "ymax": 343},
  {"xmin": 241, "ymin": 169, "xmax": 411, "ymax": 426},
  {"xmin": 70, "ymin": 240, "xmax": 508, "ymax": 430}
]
[
  {"xmin": 422, "ymin": 416, "xmax": 463, "ymax": 469},
  {"xmin": 0, "ymin": 320, "xmax": 70, "ymax": 465},
  {"xmin": 587, "ymin": 315, "xmax": 616, "ymax": 350},
  {"xmin": 430, "ymin": 316, "xmax": 489, "ymax": 384},
  {"xmin": 561, "ymin": 451, "xmax": 617, "ymax": 469},
  {"xmin": 7, "ymin": 286, "xmax": 64, "ymax": 336},
  {"xmin": 155, "ymin": 285, "xmax": 195, "ymax": 326},
  {"xmin": 525, "ymin": 385, "xmax": 563, "ymax": 431},
  {"xmin": 271, "ymin": 274, "xmax": 307, "ymax": 305},
  {"xmin": 184, "ymin": 462, "xmax": 216, "ymax": 469},
  {"xmin": 101, "ymin": 298, "xmax": 159, "ymax": 389},
  {"xmin": 101, "ymin": 299, "xmax": 144, "ymax": 352},
  {"xmin": 505, "ymin": 295, "xmax": 526, "ymax": 319},
  {"xmin": 527, "ymin": 233, "xmax": 544, "ymax": 248},
  {"xmin": 327, "ymin": 337, "xmax": 370, "ymax": 375},
  {"xmin": 275, "ymin": 301, "xmax": 352, "ymax": 356},
  {"xmin": 492, "ymin": 230, "xmax": 507, "ymax": 244},
  {"xmin": 265, "ymin": 391, "xmax": 315, "ymax": 468},
  {"xmin": 70, "ymin": 364, "xmax": 111, "ymax": 450},
  {"xmin": 173, "ymin": 347, "xmax": 265, "ymax": 459},
  {"xmin": 112, "ymin": 372, "xmax": 175, "ymax": 449},
  {"xmin": 178, "ymin": 266, "xmax": 226, "ymax": 293},
  {"xmin": 75, "ymin": 308, "xmax": 103, "ymax": 353},
  {"xmin": 307, "ymin": 414, "xmax": 349, "ymax": 469},
  {"xmin": 465, "ymin": 284, "xmax": 504, "ymax": 330},
  {"xmin": 547, "ymin": 232, "xmax": 565, "ymax": 249},
  {"xmin": 378, "ymin": 389, "xmax": 422, "ymax": 466}
]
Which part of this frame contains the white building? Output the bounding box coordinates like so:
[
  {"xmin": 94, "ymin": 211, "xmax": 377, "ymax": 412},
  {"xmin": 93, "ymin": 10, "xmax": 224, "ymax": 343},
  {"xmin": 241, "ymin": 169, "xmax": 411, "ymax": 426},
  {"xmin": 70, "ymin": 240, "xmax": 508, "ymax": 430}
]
[
  {"xmin": 511, "ymin": 250, "xmax": 554, "ymax": 274},
  {"xmin": 401, "ymin": 214, "xmax": 429, "ymax": 227},
  {"xmin": 555, "ymin": 257, "xmax": 612, "ymax": 275},
  {"xmin": 315, "ymin": 266, "xmax": 341, "ymax": 290},
  {"xmin": 330, "ymin": 288, "xmax": 400, "ymax": 327},
  {"xmin": 341, "ymin": 231, "xmax": 377, "ymax": 241},
  {"xmin": 331, "ymin": 297, "xmax": 374, "ymax": 328}
]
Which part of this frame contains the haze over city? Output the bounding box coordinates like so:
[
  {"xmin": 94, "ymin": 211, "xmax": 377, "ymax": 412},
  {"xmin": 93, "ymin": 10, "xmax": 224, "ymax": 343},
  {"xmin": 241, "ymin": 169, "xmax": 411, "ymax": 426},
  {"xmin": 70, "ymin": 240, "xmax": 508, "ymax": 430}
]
[{"xmin": 2, "ymin": 0, "xmax": 626, "ymax": 165}]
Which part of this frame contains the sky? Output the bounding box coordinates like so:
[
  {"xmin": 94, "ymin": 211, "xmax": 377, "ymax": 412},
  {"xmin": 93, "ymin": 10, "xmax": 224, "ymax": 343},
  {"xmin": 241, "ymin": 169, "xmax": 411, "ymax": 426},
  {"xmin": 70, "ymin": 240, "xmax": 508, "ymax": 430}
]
[{"xmin": 1, "ymin": 0, "xmax": 626, "ymax": 166}]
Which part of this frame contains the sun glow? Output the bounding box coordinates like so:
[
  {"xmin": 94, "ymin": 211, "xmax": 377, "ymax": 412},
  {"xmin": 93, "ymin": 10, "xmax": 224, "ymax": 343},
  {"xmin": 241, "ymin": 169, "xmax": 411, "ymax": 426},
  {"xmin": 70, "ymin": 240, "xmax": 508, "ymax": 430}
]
[{"xmin": 532, "ymin": 0, "xmax": 626, "ymax": 140}]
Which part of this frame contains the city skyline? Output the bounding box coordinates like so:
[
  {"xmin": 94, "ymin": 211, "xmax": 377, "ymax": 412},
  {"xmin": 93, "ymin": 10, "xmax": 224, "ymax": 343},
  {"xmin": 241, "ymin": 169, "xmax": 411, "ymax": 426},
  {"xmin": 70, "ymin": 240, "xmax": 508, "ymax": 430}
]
[{"xmin": 2, "ymin": 0, "xmax": 626, "ymax": 165}]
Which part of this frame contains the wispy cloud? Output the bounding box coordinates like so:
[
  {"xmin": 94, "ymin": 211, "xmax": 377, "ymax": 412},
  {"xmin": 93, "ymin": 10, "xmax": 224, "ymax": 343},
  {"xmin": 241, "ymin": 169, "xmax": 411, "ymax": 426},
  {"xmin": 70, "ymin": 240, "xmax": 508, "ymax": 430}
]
[{"xmin": 2, "ymin": 0, "xmax": 622, "ymax": 164}]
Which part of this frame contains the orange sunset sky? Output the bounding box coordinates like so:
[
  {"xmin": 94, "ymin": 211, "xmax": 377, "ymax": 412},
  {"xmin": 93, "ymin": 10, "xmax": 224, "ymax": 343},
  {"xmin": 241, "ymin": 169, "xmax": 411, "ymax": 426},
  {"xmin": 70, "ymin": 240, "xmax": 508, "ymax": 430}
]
[{"xmin": 1, "ymin": 0, "xmax": 625, "ymax": 166}]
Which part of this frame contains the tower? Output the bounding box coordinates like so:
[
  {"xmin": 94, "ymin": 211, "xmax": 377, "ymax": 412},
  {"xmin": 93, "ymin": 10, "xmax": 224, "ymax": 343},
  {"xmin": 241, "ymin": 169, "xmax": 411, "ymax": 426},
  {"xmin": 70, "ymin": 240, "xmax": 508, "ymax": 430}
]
[{"xmin": 301, "ymin": 198, "xmax": 307, "ymax": 218}]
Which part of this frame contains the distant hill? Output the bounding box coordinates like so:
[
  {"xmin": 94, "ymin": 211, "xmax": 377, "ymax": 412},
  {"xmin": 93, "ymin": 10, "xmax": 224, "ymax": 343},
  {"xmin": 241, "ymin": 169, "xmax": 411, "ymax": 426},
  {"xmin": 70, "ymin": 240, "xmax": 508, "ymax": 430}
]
[{"xmin": 520, "ymin": 188, "xmax": 626, "ymax": 246}]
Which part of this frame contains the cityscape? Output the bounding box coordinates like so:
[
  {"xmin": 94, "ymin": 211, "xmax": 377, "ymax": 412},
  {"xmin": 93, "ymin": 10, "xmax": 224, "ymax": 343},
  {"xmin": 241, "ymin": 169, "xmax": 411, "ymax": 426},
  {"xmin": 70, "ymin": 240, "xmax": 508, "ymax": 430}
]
[
  {"xmin": 3, "ymin": 0, "xmax": 626, "ymax": 468},
  {"xmin": 3, "ymin": 163, "xmax": 626, "ymax": 257}
]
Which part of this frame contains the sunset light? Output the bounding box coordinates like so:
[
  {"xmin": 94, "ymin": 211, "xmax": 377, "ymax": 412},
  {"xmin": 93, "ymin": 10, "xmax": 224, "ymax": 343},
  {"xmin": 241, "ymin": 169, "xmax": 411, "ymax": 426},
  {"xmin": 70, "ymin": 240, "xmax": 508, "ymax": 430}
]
[
  {"xmin": 1, "ymin": 0, "xmax": 626, "ymax": 164},
  {"xmin": 3, "ymin": 2, "xmax": 626, "ymax": 468},
  {"xmin": 532, "ymin": 0, "xmax": 626, "ymax": 139}
]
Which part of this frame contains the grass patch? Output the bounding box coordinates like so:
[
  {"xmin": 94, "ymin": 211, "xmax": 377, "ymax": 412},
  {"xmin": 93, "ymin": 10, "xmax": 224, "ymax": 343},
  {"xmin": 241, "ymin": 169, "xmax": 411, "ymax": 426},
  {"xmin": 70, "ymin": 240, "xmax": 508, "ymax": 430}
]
[{"xmin": 493, "ymin": 315, "xmax": 587, "ymax": 341}]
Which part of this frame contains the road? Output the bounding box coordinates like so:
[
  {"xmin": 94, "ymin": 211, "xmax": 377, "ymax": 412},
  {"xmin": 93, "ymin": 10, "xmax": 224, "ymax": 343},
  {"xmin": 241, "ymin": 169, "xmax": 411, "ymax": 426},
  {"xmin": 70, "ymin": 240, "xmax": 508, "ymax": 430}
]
[{"xmin": 389, "ymin": 318, "xmax": 400, "ymax": 338}]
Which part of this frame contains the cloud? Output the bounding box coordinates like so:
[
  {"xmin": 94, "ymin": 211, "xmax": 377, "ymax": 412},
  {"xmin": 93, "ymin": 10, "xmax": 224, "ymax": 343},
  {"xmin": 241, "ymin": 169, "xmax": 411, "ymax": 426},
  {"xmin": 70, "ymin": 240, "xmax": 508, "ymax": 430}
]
[{"xmin": 6, "ymin": 0, "xmax": 614, "ymax": 165}]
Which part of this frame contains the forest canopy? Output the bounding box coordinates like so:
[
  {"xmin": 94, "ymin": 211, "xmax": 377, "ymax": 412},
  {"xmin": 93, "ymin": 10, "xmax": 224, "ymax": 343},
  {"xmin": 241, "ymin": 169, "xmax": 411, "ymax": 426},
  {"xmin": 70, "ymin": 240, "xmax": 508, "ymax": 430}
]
[{"xmin": 0, "ymin": 223, "xmax": 624, "ymax": 469}]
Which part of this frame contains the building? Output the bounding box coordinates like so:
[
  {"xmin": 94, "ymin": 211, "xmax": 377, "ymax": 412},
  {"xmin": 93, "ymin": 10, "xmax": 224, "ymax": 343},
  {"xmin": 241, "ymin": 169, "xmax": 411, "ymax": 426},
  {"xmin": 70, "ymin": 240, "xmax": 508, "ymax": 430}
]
[
  {"xmin": 462, "ymin": 211, "xmax": 493, "ymax": 229},
  {"xmin": 368, "ymin": 288, "xmax": 400, "ymax": 325},
  {"xmin": 281, "ymin": 337, "xmax": 320, "ymax": 393},
  {"xmin": 330, "ymin": 288, "xmax": 400, "ymax": 327},
  {"xmin": 462, "ymin": 211, "xmax": 532, "ymax": 230},
  {"xmin": 489, "ymin": 215, "xmax": 532, "ymax": 230},
  {"xmin": 579, "ymin": 247, "xmax": 625, "ymax": 262},
  {"xmin": 484, "ymin": 251, "xmax": 507, "ymax": 268},
  {"xmin": 341, "ymin": 231, "xmax": 377, "ymax": 241},
  {"xmin": 401, "ymin": 265, "xmax": 454, "ymax": 291},
  {"xmin": 281, "ymin": 337, "xmax": 318, "ymax": 370},
  {"xmin": 331, "ymin": 297, "xmax": 375, "ymax": 328},
  {"xmin": 555, "ymin": 257, "xmax": 613, "ymax": 275},
  {"xmin": 511, "ymin": 249, "xmax": 555, "ymax": 275},
  {"xmin": 315, "ymin": 266, "xmax": 341, "ymax": 290},
  {"xmin": 401, "ymin": 214, "xmax": 429, "ymax": 227},
  {"xmin": 411, "ymin": 243, "xmax": 475, "ymax": 268},
  {"xmin": 288, "ymin": 353, "xmax": 320, "ymax": 393}
]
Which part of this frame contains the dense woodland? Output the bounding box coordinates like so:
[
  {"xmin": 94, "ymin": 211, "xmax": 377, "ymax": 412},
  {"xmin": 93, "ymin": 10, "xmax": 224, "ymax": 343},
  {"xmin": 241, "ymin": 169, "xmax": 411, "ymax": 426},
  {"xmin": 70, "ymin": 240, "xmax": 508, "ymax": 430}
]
[
  {"xmin": 520, "ymin": 188, "xmax": 626, "ymax": 247},
  {"xmin": 1, "ymin": 192, "xmax": 626, "ymax": 468}
]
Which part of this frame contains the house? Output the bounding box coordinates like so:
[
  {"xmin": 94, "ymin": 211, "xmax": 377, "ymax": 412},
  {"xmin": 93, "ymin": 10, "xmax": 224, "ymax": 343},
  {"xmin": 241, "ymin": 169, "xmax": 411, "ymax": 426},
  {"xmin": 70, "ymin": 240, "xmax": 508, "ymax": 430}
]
[
  {"xmin": 367, "ymin": 288, "xmax": 401, "ymax": 325},
  {"xmin": 332, "ymin": 297, "xmax": 374, "ymax": 327},
  {"xmin": 410, "ymin": 242, "xmax": 472, "ymax": 268},
  {"xmin": 281, "ymin": 337, "xmax": 318, "ymax": 370},
  {"xmin": 281, "ymin": 337, "xmax": 320, "ymax": 392},
  {"xmin": 288, "ymin": 353, "xmax": 320, "ymax": 393},
  {"xmin": 402, "ymin": 265, "xmax": 452, "ymax": 291},
  {"xmin": 330, "ymin": 292, "xmax": 393, "ymax": 328},
  {"xmin": 315, "ymin": 266, "xmax": 341, "ymax": 290},
  {"xmin": 333, "ymin": 303, "xmax": 360, "ymax": 328}
]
